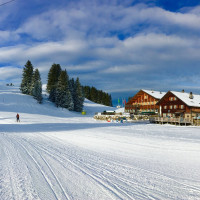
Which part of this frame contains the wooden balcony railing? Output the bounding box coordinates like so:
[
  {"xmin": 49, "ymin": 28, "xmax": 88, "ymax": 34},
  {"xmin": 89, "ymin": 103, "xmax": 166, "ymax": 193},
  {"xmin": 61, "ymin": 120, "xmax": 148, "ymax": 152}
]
[{"xmin": 149, "ymin": 117, "xmax": 193, "ymax": 125}]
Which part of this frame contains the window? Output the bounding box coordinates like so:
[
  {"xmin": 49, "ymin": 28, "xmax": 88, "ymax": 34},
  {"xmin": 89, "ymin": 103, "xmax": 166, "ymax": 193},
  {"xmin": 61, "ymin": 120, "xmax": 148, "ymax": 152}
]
[
  {"xmin": 174, "ymin": 105, "xmax": 177, "ymax": 109},
  {"xmin": 169, "ymin": 97, "xmax": 176, "ymax": 101},
  {"xmin": 164, "ymin": 105, "xmax": 167, "ymax": 109},
  {"xmin": 170, "ymin": 105, "xmax": 173, "ymax": 109},
  {"xmin": 180, "ymin": 105, "xmax": 184, "ymax": 109}
]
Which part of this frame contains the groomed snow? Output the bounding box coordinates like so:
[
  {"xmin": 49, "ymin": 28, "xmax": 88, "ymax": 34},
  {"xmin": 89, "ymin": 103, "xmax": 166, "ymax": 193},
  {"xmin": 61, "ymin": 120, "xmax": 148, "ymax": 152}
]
[{"xmin": 0, "ymin": 86, "xmax": 200, "ymax": 200}]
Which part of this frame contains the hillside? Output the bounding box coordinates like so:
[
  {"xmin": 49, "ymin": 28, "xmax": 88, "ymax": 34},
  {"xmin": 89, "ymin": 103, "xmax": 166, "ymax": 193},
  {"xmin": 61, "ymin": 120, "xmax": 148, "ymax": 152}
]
[
  {"xmin": 0, "ymin": 85, "xmax": 114, "ymax": 125},
  {"xmin": 0, "ymin": 85, "xmax": 200, "ymax": 200}
]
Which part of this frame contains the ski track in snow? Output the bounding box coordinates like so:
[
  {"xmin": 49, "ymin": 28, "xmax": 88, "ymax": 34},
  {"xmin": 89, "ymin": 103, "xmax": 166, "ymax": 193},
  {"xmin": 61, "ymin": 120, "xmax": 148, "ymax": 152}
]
[{"xmin": 0, "ymin": 86, "xmax": 200, "ymax": 200}]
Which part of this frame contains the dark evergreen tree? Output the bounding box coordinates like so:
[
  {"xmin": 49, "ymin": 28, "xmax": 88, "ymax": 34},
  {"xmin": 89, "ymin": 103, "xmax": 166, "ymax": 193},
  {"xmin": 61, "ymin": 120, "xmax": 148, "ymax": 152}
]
[
  {"xmin": 31, "ymin": 69, "xmax": 40, "ymax": 95},
  {"xmin": 74, "ymin": 77, "xmax": 84, "ymax": 112},
  {"xmin": 55, "ymin": 70, "xmax": 68, "ymax": 107},
  {"xmin": 97, "ymin": 90, "xmax": 103, "ymax": 104},
  {"xmin": 83, "ymin": 86, "xmax": 91, "ymax": 100},
  {"xmin": 69, "ymin": 78, "xmax": 75, "ymax": 103},
  {"xmin": 20, "ymin": 60, "xmax": 34, "ymax": 95},
  {"xmin": 83, "ymin": 85, "xmax": 113, "ymax": 106},
  {"xmin": 109, "ymin": 94, "xmax": 113, "ymax": 106},
  {"xmin": 65, "ymin": 89, "xmax": 74, "ymax": 111},
  {"xmin": 49, "ymin": 88, "xmax": 57, "ymax": 103},
  {"xmin": 32, "ymin": 81, "xmax": 43, "ymax": 103},
  {"xmin": 55, "ymin": 70, "xmax": 74, "ymax": 110},
  {"xmin": 46, "ymin": 63, "xmax": 61, "ymax": 102},
  {"xmin": 90, "ymin": 87, "xmax": 98, "ymax": 102},
  {"xmin": 104, "ymin": 93, "xmax": 111, "ymax": 106},
  {"xmin": 32, "ymin": 69, "xmax": 43, "ymax": 103}
]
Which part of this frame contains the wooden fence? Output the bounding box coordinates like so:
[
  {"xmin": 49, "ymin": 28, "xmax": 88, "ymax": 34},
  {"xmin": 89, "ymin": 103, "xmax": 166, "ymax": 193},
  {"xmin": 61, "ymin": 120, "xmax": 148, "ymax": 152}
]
[{"xmin": 149, "ymin": 117, "xmax": 195, "ymax": 126}]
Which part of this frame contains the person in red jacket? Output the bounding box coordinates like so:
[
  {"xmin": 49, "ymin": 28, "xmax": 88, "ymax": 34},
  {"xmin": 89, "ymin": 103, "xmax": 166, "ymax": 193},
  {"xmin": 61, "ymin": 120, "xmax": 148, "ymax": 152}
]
[{"xmin": 16, "ymin": 113, "xmax": 20, "ymax": 122}]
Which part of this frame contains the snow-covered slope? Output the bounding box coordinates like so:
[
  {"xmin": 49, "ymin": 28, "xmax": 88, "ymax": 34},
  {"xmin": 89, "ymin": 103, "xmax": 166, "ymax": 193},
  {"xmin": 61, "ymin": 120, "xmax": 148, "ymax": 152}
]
[
  {"xmin": 0, "ymin": 85, "xmax": 114, "ymax": 125},
  {"xmin": 0, "ymin": 86, "xmax": 200, "ymax": 200},
  {"xmin": 83, "ymin": 98, "xmax": 115, "ymax": 115},
  {"xmin": 0, "ymin": 85, "xmax": 114, "ymax": 116}
]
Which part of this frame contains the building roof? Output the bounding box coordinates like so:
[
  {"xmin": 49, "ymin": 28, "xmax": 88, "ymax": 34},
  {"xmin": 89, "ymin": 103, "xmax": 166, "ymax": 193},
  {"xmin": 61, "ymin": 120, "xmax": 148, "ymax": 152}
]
[
  {"xmin": 142, "ymin": 89, "xmax": 166, "ymax": 99},
  {"xmin": 125, "ymin": 89, "xmax": 166, "ymax": 106},
  {"xmin": 171, "ymin": 91, "xmax": 200, "ymax": 108}
]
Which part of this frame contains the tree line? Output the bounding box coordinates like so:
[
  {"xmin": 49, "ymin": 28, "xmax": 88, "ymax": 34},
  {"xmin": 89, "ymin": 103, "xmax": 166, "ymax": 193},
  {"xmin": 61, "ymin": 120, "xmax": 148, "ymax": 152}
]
[
  {"xmin": 46, "ymin": 63, "xmax": 84, "ymax": 112},
  {"xmin": 83, "ymin": 86, "xmax": 112, "ymax": 106},
  {"xmin": 20, "ymin": 60, "xmax": 113, "ymax": 112}
]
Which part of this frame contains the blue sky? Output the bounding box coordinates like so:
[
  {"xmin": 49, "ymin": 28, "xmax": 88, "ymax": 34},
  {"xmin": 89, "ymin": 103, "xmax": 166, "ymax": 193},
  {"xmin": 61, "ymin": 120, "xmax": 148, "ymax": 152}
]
[{"xmin": 1, "ymin": 0, "xmax": 200, "ymax": 105}]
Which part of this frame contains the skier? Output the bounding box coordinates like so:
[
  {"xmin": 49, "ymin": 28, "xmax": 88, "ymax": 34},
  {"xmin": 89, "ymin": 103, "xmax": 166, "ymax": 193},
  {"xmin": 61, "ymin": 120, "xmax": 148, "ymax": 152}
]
[{"xmin": 16, "ymin": 113, "xmax": 20, "ymax": 122}]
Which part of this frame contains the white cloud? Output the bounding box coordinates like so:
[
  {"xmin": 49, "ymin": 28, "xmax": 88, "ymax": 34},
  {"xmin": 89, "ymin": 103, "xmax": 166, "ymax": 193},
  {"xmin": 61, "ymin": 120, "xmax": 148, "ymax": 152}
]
[
  {"xmin": 1, "ymin": 1, "xmax": 200, "ymax": 95},
  {"xmin": 0, "ymin": 66, "xmax": 22, "ymax": 80},
  {"xmin": 101, "ymin": 64, "xmax": 147, "ymax": 74},
  {"xmin": 0, "ymin": 31, "xmax": 19, "ymax": 44},
  {"xmin": 12, "ymin": 3, "xmax": 200, "ymax": 42},
  {"xmin": 0, "ymin": 32, "xmax": 200, "ymax": 82}
]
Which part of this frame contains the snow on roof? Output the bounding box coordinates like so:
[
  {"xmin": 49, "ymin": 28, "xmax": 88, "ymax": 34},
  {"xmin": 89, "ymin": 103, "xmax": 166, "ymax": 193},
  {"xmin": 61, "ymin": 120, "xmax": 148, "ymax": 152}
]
[
  {"xmin": 171, "ymin": 91, "xmax": 200, "ymax": 107},
  {"xmin": 142, "ymin": 89, "xmax": 166, "ymax": 99}
]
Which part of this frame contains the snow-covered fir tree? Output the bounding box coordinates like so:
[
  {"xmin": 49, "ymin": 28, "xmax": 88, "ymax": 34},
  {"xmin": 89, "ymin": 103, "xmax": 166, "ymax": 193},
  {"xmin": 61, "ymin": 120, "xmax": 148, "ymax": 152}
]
[
  {"xmin": 46, "ymin": 64, "xmax": 86, "ymax": 112},
  {"xmin": 31, "ymin": 68, "xmax": 40, "ymax": 95},
  {"xmin": 49, "ymin": 88, "xmax": 57, "ymax": 103},
  {"xmin": 20, "ymin": 60, "xmax": 34, "ymax": 95},
  {"xmin": 74, "ymin": 77, "xmax": 84, "ymax": 112},
  {"xmin": 55, "ymin": 70, "xmax": 74, "ymax": 110},
  {"xmin": 31, "ymin": 69, "xmax": 43, "ymax": 103},
  {"xmin": 65, "ymin": 89, "xmax": 74, "ymax": 111}
]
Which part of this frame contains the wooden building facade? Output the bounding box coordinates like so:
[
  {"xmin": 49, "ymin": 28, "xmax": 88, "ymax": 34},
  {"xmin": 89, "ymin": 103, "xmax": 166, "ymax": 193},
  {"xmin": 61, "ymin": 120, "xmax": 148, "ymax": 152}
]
[
  {"xmin": 157, "ymin": 91, "xmax": 200, "ymax": 120},
  {"xmin": 125, "ymin": 89, "xmax": 165, "ymax": 115}
]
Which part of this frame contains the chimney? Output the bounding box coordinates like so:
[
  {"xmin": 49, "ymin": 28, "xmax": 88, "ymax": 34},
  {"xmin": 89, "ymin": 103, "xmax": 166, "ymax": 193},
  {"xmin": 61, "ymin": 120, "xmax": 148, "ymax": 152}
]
[
  {"xmin": 189, "ymin": 92, "xmax": 193, "ymax": 99},
  {"xmin": 182, "ymin": 89, "xmax": 185, "ymax": 93}
]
